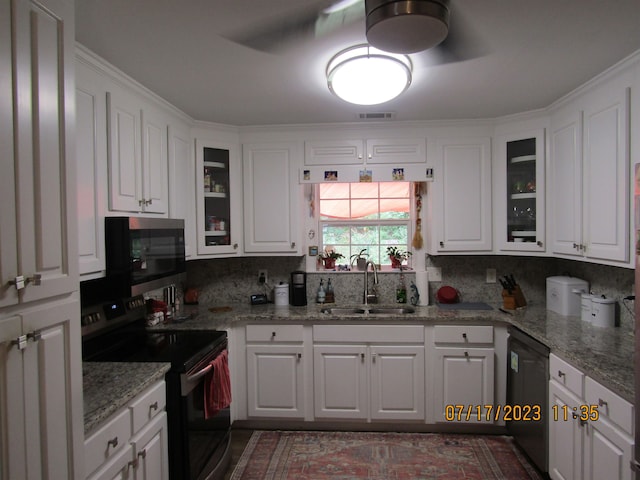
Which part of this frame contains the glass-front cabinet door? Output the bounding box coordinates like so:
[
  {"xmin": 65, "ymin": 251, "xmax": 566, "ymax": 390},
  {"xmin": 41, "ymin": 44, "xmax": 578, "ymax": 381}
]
[
  {"xmin": 495, "ymin": 130, "xmax": 545, "ymax": 252},
  {"xmin": 195, "ymin": 139, "xmax": 241, "ymax": 256}
]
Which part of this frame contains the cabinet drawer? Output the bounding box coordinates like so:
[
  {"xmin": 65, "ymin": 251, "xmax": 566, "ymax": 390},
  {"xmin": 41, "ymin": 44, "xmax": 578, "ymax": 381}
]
[
  {"xmin": 246, "ymin": 324, "xmax": 304, "ymax": 342},
  {"xmin": 433, "ymin": 325, "xmax": 493, "ymax": 344},
  {"xmin": 84, "ymin": 408, "xmax": 131, "ymax": 476},
  {"xmin": 313, "ymin": 325, "xmax": 424, "ymax": 343},
  {"xmin": 550, "ymin": 354, "xmax": 584, "ymax": 398},
  {"xmin": 130, "ymin": 381, "xmax": 166, "ymax": 435},
  {"xmin": 585, "ymin": 376, "xmax": 634, "ymax": 436}
]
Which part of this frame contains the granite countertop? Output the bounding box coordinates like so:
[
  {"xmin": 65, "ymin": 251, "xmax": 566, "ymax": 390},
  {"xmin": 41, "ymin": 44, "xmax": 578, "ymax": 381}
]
[
  {"xmin": 154, "ymin": 302, "xmax": 635, "ymax": 403},
  {"xmin": 83, "ymin": 362, "xmax": 170, "ymax": 435}
]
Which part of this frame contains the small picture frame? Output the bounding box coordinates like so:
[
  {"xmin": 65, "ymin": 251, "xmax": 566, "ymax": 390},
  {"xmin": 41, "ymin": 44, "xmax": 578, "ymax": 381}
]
[
  {"xmin": 324, "ymin": 170, "xmax": 338, "ymax": 181},
  {"xmin": 392, "ymin": 168, "xmax": 405, "ymax": 181},
  {"xmin": 303, "ymin": 170, "xmax": 311, "ymax": 181},
  {"xmin": 308, "ymin": 245, "xmax": 319, "ymax": 256},
  {"xmin": 359, "ymin": 169, "xmax": 372, "ymax": 182}
]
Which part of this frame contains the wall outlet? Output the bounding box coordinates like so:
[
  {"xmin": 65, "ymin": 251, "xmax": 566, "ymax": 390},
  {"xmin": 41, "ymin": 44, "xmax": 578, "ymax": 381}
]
[
  {"xmin": 258, "ymin": 270, "xmax": 268, "ymax": 284},
  {"xmin": 486, "ymin": 268, "xmax": 497, "ymax": 283},
  {"xmin": 427, "ymin": 267, "xmax": 442, "ymax": 282}
]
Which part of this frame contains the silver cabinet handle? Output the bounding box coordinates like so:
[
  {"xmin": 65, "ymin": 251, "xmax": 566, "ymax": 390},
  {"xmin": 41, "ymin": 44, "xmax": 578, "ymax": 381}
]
[
  {"xmin": 462, "ymin": 333, "xmax": 467, "ymax": 339},
  {"xmin": 297, "ymin": 353, "xmax": 302, "ymax": 360},
  {"xmin": 439, "ymin": 241, "xmax": 444, "ymax": 247},
  {"xmin": 149, "ymin": 401, "xmax": 159, "ymax": 411},
  {"xmin": 233, "ymin": 243, "xmax": 238, "ymax": 249},
  {"xmin": 537, "ymin": 240, "xmax": 543, "ymax": 247},
  {"xmin": 11, "ymin": 335, "xmax": 28, "ymax": 351},
  {"xmin": 464, "ymin": 351, "xmax": 469, "ymax": 357},
  {"xmin": 291, "ymin": 242, "xmax": 296, "ymax": 249},
  {"xmin": 271, "ymin": 331, "xmax": 276, "ymax": 339},
  {"xmin": 107, "ymin": 437, "xmax": 118, "ymax": 449},
  {"xmin": 360, "ymin": 353, "xmax": 365, "ymax": 360},
  {"xmin": 138, "ymin": 199, "xmax": 145, "ymax": 207},
  {"xmin": 145, "ymin": 199, "xmax": 153, "ymax": 206},
  {"xmin": 26, "ymin": 331, "xmax": 41, "ymax": 342},
  {"xmin": 598, "ymin": 398, "xmax": 608, "ymax": 407},
  {"xmin": 8, "ymin": 276, "xmax": 25, "ymax": 290},
  {"xmin": 558, "ymin": 370, "xmax": 565, "ymax": 378},
  {"xmin": 137, "ymin": 449, "xmax": 147, "ymax": 460}
]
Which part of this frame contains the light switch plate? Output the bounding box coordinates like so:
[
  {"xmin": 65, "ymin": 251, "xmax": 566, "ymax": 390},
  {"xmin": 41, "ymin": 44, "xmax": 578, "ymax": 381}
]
[{"xmin": 486, "ymin": 268, "xmax": 497, "ymax": 283}]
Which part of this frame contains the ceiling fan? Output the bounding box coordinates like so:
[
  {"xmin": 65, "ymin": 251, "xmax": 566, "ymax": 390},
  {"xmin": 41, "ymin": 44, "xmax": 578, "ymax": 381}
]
[{"xmin": 224, "ymin": 0, "xmax": 484, "ymax": 63}]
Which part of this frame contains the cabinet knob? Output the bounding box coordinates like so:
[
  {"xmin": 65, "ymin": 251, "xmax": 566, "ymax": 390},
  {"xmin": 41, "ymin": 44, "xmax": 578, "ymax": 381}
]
[
  {"xmin": 137, "ymin": 449, "xmax": 147, "ymax": 460},
  {"xmin": 271, "ymin": 332, "xmax": 276, "ymax": 339},
  {"xmin": 439, "ymin": 241, "xmax": 444, "ymax": 247},
  {"xmin": 149, "ymin": 401, "xmax": 159, "ymax": 411},
  {"xmin": 464, "ymin": 351, "xmax": 469, "ymax": 357},
  {"xmin": 233, "ymin": 243, "xmax": 238, "ymax": 249},
  {"xmin": 573, "ymin": 243, "xmax": 579, "ymax": 250},
  {"xmin": 107, "ymin": 437, "xmax": 118, "ymax": 449},
  {"xmin": 26, "ymin": 331, "xmax": 41, "ymax": 342},
  {"xmin": 297, "ymin": 353, "xmax": 302, "ymax": 360},
  {"xmin": 462, "ymin": 333, "xmax": 467, "ymax": 339},
  {"xmin": 291, "ymin": 242, "xmax": 296, "ymax": 249},
  {"xmin": 536, "ymin": 240, "xmax": 543, "ymax": 247},
  {"xmin": 8, "ymin": 275, "xmax": 25, "ymax": 290},
  {"xmin": 360, "ymin": 353, "xmax": 365, "ymax": 360},
  {"xmin": 145, "ymin": 199, "xmax": 153, "ymax": 206},
  {"xmin": 11, "ymin": 335, "xmax": 28, "ymax": 351}
]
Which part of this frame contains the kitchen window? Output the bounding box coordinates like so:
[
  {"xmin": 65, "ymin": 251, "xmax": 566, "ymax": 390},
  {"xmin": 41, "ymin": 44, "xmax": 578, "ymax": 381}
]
[{"xmin": 319, "ymin": 182, "xmax": 412, "ymax": 268}]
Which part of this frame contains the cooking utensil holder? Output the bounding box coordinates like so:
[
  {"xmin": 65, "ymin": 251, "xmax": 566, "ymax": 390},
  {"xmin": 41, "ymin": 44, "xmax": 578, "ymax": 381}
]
[{"xmin": 502, "ymin": 285, "xmax": 527, "ymax": 309}]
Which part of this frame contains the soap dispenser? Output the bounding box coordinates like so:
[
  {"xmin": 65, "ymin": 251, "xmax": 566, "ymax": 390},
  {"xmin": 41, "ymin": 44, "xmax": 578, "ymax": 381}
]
[{"xmin": 316, "ymin": 279, "xmax": 326, "ymax": 304}]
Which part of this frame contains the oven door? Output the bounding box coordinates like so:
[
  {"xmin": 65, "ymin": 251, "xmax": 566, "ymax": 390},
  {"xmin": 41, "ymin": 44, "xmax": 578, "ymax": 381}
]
[{"xmin": 166, "ymin": 348, "xmax": 231, "ymax": 480}]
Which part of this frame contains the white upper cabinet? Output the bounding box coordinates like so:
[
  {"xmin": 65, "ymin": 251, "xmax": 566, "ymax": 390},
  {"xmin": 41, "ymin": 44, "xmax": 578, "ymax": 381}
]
[
  {"xmin": 168, "ymin": 122, "xmax": 195, "ymax": 258},
  {"xmin": 494, "ymin": 129, "xmax": 546, "ymax": 253},
  {"xmin": 76, "ymin": 60, "xmax": 108, "ymax": 278},
  {"xmin": 243, "ymin": 143, "xmax": 300, "ymax": 254},
  {"xmin": 1, "ymin": 0, "xmax": 78, "ymax": 307},
  {"xmin": 304, "ymin": 137, "xmax": 425, "ymax": 166},
  {"xmin": 427, "ymin": 136, "xmax": 493, "ymax": 253},
  {"xmin": 550, "ymin": 83, "xmax": 630, "ymax": 263},
  {"xmin": 107, "ymin": 88, "xmax": 169, "ymax": 214}
]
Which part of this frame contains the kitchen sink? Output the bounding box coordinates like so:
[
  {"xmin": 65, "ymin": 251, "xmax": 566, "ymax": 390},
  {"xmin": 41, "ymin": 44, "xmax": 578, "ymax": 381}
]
[{"xmin": 320, "ymin": 307, "xmax": 415, "ymax": 315}]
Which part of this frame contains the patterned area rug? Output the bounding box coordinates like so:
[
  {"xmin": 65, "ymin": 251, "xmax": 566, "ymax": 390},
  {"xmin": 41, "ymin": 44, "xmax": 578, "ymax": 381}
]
[{"xmin": 230, "ymin": 431, "xmax": 543, "ymax": 480}]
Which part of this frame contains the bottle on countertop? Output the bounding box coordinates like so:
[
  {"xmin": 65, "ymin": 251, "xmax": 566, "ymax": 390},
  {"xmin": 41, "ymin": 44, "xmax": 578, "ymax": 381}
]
[
  {"xmin": 325, "ymin": 278, "xmax": 335, "ymax": 303},
  {"xmin": 396, "ymin": 272, "xmax": 407, "ymax": 304},
  {"xmin": 316, "ymin": 279, "xmax": 326, "ymax": 304}
]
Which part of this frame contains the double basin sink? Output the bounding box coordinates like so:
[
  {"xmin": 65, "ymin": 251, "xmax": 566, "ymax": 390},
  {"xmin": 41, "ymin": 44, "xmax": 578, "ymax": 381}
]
[{"xmin": 320, "ymin": 306, "xmax": 415, "ymax": 315}]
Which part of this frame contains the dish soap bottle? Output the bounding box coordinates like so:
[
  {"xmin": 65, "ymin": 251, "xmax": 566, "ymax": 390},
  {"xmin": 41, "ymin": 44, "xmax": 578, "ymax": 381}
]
[
  {"xmin": 325, "ymin": 278, "xmax": 335, "ymax": 303},
  {"xmin": 316, "ymin": 279, "xmax": 326, "ymax": 304},
  {"xmin": 396, "ymin": 272, "xmax": 407, "ymax": 304}
]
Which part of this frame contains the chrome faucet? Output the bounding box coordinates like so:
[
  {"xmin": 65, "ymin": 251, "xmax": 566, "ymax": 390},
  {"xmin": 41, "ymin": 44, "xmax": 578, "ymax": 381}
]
[{"xmin": 363, "ymin": 260, "xmax": 379, "ymax": 305}]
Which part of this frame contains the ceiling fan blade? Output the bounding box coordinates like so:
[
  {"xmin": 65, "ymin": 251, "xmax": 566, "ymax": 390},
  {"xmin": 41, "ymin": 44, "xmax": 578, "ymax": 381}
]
[
  {"xmin": 428, "ymin": 2, "xmax": 489, "ymax": 64},
  {"xmin": 224, "ymin": 0, "xmax": 365, "ymax": 53}
]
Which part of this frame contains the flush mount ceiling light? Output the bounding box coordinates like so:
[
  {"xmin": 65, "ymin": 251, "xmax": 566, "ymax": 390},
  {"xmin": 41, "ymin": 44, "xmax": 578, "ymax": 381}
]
[
  {"xmin": 365, "ymin": 0, "xmax": 450, "ymax": 54},
  {"xmin": 326, "ymin": 44, "xmax": 412, "ymax": 105}
]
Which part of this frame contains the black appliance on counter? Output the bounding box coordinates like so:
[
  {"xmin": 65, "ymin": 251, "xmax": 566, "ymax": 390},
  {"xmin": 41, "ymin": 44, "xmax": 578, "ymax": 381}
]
[
  {"xmin": 81, "ymin": 279, "xmax": 231, "ymax": 480},
  {"xmin": 290, "ymin": 270, "xmax": 307, "ymax": 306},
  {"xmin": 506, "ymin": 326, "xmax": 549, "ymax": 474},
  {"xmin": 105, "ymin": 216, "xmax": 186, "ymax": 297}
]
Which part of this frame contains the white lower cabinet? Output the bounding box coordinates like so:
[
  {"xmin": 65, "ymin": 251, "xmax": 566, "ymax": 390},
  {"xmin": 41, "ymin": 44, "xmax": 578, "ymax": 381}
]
[
  {"xmin": 548, "ymin": 354, "xmax": 634, "ymax": 480},
  {"xmin": 431, "ymin": 325, "xmax": 495, "ymax": 424},
  {"xmin": 313, "ymin": 325, "xmax": 425, "ymax": 421},
  {"xmin": 85, "ymin": 381, "xmax": 168, "ymax": 480},
  {"xmin": 245, "ymin": 325, "xmax": 306, "ymax": 418}
]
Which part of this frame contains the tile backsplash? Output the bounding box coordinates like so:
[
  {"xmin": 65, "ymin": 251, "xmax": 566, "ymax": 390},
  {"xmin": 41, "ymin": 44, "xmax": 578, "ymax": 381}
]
[{"xmin": 185, "ymin": 255, "xmax": 634, "ymax": 330}]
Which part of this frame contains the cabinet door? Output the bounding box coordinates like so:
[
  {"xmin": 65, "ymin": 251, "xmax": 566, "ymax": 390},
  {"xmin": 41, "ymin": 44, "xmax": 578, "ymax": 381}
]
[
  {"xmin": 550, "ymin": 110, "xmax": 583, "ymax": 257},
  {"xmin": 548, "ymin": 381, "xmax": 584, "ymax": 480},
  {"xmin": 582, "ymin": 87, "xmax": 630, "ymax": 263},
  {"xmin": 22, "ymin": 299, "xmax": 84, "ymax": 480},
  {"xmin": 13, "ymin": 0, "xmax": 78, "ymax": 304},
  {"xmin": 76, "ymin": 61, "xmax": 107, "ymax": 278},
  {"xmin": 246, "ymin": 345, "xmax": 305, "ymax": 418},
  {"xmin": 313, "ymin": 345, "xmax": 368, "ymax": 419},
  {"xmin": 494, "ymin": 130, "xmax": 546, "ymax": 252},
  {"xmin": 87, "ymin": 445, "xmax": 134, "ymax": 480},
  {"xmin": 432, "ymin": 347, "xmax": 495, "ymax": 423},
  {"xmin": 304, "ymin": 139, "xmax": 364, "ymax": 165},
  {"xmin": 132, "ymin": 412, "xmax": 169, "ymax": 480},
  {"xmin": 195, "ymin": 139, "xmax": 242, "ymax": 256},
  {"xmin": 370, "ymin": 345, "xmax": 425, "ymax": 420},
  {"xmin": 366, "ymin": 138, "xmax": 426, "ymax": 164},
  {"xmin": 243, "ymin": 143, "xmax": 299, "ymax": 253},
  {"xmin": 0, "ymin": 0, "xmax": 19, "ymax": 308},
  {"xmin": 168, "ymin": 123, "xmax": 195, "ymax": 258},
  {"xmin": 141, "ymin": 105, "xmax": 168, "ymax": 214},
  {"xmin": 0, "ymin": 315, "xmax": 27, "ymax": 480},
  {"xmin": 583, "ymin": 417, "xmax": 634, "ymax": 480},
  {"xmin": 433, "ymin": 137, "xmax": 492, "ymax": 252},
  {"xmin": 107, "ymin": 88, "xmax": 143, "ymax": 212}
]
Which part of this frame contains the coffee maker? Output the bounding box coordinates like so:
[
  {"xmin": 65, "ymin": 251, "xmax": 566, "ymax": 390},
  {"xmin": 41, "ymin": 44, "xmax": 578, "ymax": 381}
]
[{"xmin": 290, "ymin": 271, "xmax": 307, "ymax": 306}]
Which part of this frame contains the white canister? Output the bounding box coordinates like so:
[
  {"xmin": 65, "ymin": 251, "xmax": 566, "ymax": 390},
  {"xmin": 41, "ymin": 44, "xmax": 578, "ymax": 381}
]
[
  {"xmin": 580, "ymin": 293, "xmax": 594, "ymax": 323},
  {"xmin": 591, "ymin": 296, "xmax": 616, "ymax": 328},
  {"xmin": 274, "ymin": 283, "xmax": 289, "ymax": 306}
]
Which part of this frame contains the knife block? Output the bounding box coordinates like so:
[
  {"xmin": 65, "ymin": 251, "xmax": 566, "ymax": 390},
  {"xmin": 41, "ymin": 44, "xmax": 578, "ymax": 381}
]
[{"xmin": 502, "ymin": 285, "xmax": 527, "ymax": 309}]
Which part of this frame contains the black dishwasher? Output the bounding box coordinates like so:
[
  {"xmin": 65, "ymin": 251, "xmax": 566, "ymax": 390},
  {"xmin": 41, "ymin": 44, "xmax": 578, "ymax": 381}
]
[{"xmin": 507, "ymin": 326, "xmax": 549, "ymax": 474}]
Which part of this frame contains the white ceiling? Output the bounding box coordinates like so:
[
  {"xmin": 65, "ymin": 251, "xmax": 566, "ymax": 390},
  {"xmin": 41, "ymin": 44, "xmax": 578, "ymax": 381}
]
[{"xmin": 75, "ymin": 0, "xmax": 640, "ymax": 127}]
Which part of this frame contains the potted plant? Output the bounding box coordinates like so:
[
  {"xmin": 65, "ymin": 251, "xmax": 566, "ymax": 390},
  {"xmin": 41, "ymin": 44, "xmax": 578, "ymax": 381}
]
[
  {"xmin": 350, "ymin": 248, "xmax": 369, "ymax": 271},
  {"xmin": 386, "ymin": 246, "xmax": 412, "ymax": 269},
  {"xmin": 321, "ymin": 248, "xmax": 344, "ymax": 270}
]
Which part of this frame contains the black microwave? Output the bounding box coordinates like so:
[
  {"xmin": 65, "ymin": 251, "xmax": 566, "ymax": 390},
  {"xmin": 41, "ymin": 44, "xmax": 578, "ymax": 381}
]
[{"xmin": 105, "ymin": 217, "xmax": 186, "ymax": 296}]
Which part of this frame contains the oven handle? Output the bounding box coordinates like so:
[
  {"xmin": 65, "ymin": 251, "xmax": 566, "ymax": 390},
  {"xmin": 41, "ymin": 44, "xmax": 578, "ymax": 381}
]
[{"xmin": 186, "ymin": 363, "xmax": 213, "ymax": 383}]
